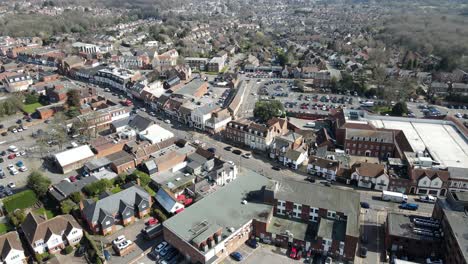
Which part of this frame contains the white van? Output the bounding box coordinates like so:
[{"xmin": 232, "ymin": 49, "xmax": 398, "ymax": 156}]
[{"xmin": 8, "ymin": 146, "xmax": 18, "ymax": 152}]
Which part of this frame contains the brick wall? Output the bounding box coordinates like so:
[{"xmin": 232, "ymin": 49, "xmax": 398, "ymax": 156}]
[{"xmin": 163, "ymin": 226, "xmax": 205, "ymax": 264}]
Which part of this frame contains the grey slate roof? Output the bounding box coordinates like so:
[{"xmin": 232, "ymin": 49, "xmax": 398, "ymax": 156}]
[
  {"xmin": 82, "ymin": 185, "xmax": 150, "ymax": 224},
  {"xmin": 128, "ymin": 114, "xmax": 154, "ymax": 131}
]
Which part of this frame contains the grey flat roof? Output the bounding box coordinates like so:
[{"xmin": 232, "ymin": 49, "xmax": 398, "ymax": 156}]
[
  {"xmin": 437, "ymin": 199, "xmax": 468, "ymax": 262},
  {"xmin": 163, "ymin": 170, "xmax": 272, "ymax": 252},
  {"xmin": 387, "ymin": 213, "xmax": 440, "ymax": 242},
  {"xmin": 275, "ymin": 180, "xmax": 360, "ymax": 237},
  {"xmin": 266, "ymin": 216, "xmax": 309, "ymax": 241}
]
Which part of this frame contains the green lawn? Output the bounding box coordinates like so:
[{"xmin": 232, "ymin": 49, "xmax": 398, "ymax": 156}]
[
  {"xmin": 220, "ymin": 65, "xmax": 229, "ymax": 73},
  {"xmin": 3, "ymin": 190, "xmax": 38, "ymax": 214},
  {"xmin": 0, "ymin": 223, "xmax": 11, "ymax": 234},
  {"xmin": 22, "ymin": 102, "xmax": 43, "ymax": 114},
  {"xmin": 34, "ymin": 207, "xmax": 56, "ymax": 219}
]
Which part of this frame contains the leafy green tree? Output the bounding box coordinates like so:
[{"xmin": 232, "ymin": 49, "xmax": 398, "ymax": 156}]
[
  {"xmin": 27, "ymin": 171, "xmax": 51, "ymax": 198},
  {"xmin": 60, "ymin": 199, "xmax": 75, "ymax": 214},
  {"xmin": 9, "ymin": 209, "xmax": 26, "ymax": 227},
  {"xmin": 70, "ymin": 192, "xmax": 82, "ymax": 203},
  {"xmin": 254, "ymin": 100, "xmax": 285, "ymax": 122},
  {"xmin": 128, "ymin": 170, "xmax": 151, "ymax": 186},
  {"xmin": 67, "ymin": 89, "xmax": 81, "ymax": 107},
  {"xmin": 83, "ymin": 179, "xmax": 112, "ymax": 196},
  {"xmin": 64, "ymin": 245, "xmax": 73, "ymax": 255},
  {"xmin": 391, "ymin": 102, "xmax": 408, "ymax": 116},
  {"xmin": 25, "ymin": 93, "xmax": 39, "ymax": 104}
]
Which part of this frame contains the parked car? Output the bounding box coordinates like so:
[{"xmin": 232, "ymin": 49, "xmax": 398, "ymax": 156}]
[
  {"xmin": 69, "ymin": 175, "xmax": 77, "ymax": 182},
  {"xmin": 360, "ymin": 247, "xmax": 368, "ymax": 258},
  {"xmin": 247, "ymin": 239, "xmax": 258, "ymax": 248},
  {"xmin": 159, "ymin": 245, "xmax": 173, "ymax": 257},
  {"xmin": 146, "ymin": 217, "xmax": 158, "ymax": 226},
  {"xmin": 242, "ymin": 153, "xmax": 252, "ymax": 159},
  {"xmin": 103, "ymin": 249, "xmax": 111, "ymax": 260},
  {"xmin": 399, "ymin": 203, "xmax": 419, "ymax": 211},
  {"xmin": 207, "ymin": 147, "xmax": 216, "ymax": 154},
  {"xmin": 224, "ymin": 146, "xmax": 233, "ymax": 151},
  {"xmin": 419, "ymin": 195, "xmax": 437, "ymax": 203},
  {"xmin": 288, "ymin": 247, "xmax": 299, "ymax": 259},
  {"xmin": 164, "ymin": 119, "xmax": 171, "ymax": 124},
  {"xmin": 230, "ymin": 252, "xmax": 243, "ymax": 261},
  {"xmin": 154, "ymin": 241, "xmax": 168, "ymax": 253},
  {"xmin": 113, "ymin": 235, "xmax": 126, "ymax": 245},
  {"xmin": 232, "ymin": 149, "xmax": 242, "ymax": 155},
  {"xmin": 325, "ymin": 257, "xmax": 333, "ymax": 264},
  {"xmin": 272, "ymin": 165, "xmax": 281, "ymax": 171},
  {"xmin": 19, "ymin": 166, "xmax": 28, "ymax": 172},
  {"xmin": 360, "ymin": 202, "xmax": 370, "ymax": 209}
]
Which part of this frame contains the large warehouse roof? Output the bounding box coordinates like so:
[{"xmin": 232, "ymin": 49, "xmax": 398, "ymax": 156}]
[
  {"xmin": 54, "ymin": 145, "xmax": 95, "ymax": 167},
  {"xmin": 369, "ymin": 119, "xmax": 468, "ymax": 169}
]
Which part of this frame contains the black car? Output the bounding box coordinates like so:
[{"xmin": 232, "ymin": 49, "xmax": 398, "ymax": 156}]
[
  {"xmin": 0, "ymin": 151, "xmax": 6, "ymax": 156},
  {"xmin": 360, "ymin": 247, "xmax": 368, "ymax": 258},
  {"xmin": 232, "ymin": 149, "xmax": 242, "ymax": 155},
  {"xmin": 224, "ymin": 146, "xmax": 233, "ymax": 151},
  {"xmin": 360, "ymin": 202, "xmax": 370, "ymax": 209},
  {"xmin": 207, "ymin": 147, "xmax": 216, "ymax": 154},
  {"xmin": 16, "ymin": 119, "xmax": 22, "ymax": 124},
  {"xmin": 272, "ymin": 166, "xmax": 281, "ymax": 171}
]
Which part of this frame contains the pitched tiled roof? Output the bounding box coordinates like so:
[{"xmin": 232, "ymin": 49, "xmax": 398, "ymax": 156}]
[
  {"xmin": 352, "ymin": 162, "xmax": 385, "ymax": 178},
  {"xmin": 21, "ymin": 213, "xmax": 80, "ymax": 245},
  {"xmin": 0, "ymin": 231, "xmax": 23, "ymax": 260}
]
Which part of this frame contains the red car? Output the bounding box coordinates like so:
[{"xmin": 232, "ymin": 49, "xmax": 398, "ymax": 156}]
[
  {"xmin": 69, "ymin": 175, "xmax": 78, "ymax": 182},
  {"xmin": 289, "ymin": 247, "xmax": 297, "ymax": 259},
  {"xmin": 146, "ymin": 217, "xmax": 158, "ymax": 226},
  {"xmin": 7, "ymin": 154, "xmax": 15, "ymax": 159}
]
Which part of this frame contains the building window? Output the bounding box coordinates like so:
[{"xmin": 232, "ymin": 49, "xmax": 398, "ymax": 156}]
[
  {"xmin": 277, "ymin": 208, "xmax": 284, "ymax": 215},
  {"xmin": 327, "ymin": 211, "xmax": 336, "ymax": 219}
]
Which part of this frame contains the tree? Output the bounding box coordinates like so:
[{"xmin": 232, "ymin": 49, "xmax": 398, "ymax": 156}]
[
  {"xmin": 67, "ymin": 89, "xmax": 81, "ymax": 107},
  {"xmin": 391, "ymin": 102, "xmax": 408, "ymax": 116},
  {"xmin": 27, "ymin": 171, "xmax": 51, "ymax": 197},
  {"xmin": 25, "ymin": 93, "xmax": 39, "ymax": 104},
  {"xmin": 276, "ymin": 49, "xmax": 289, "ymax": 67},
  {"xmin": 254, "ymin": 100, "xmax": 285, "ymax": 122},
  {"xmin": 153, "ymin": 208, "xmax": 168, "ymax": 222},
  {"xmin": 60, "ymin": 199, "xmax": 75, "ymax": 214},
  {"xmin": 293, "ymin": 80, "xmax": 304, "ymax": 91},
  {"xmin": 128, "ymin": 170, "xmax": 151, "ymax": 186},
  {"xmin": 9, "ymin": 209, "xmax": 26, "ymax": 227},
  {"xmin": 64, "ymin": 245, "xmax": 73, "ymax": 255},
  {"xmin": 83, "ymin": 179, "xmax": 112, "ymax": 196},
  {"xmin": 70, "ymin": 192, "xmax": 82, "ymax": 203},
  {"xmin": 66, "ymin": 107, "xmax": 81, "ymax": 118}
]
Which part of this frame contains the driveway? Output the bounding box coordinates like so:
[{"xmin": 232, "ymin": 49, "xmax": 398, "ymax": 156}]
[{"xmin": 92, "ymin": 217, "xmax": 161, "ymax": 264}]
